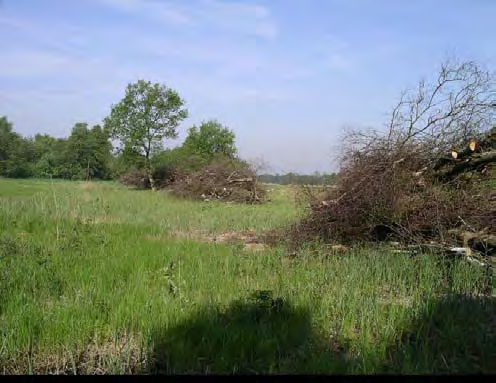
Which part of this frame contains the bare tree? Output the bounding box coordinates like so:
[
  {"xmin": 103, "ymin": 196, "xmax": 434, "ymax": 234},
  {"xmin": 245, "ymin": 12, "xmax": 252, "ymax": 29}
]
[{"xmin": 386, "ymin": 58, "xmax": 495, "ymax": 155}]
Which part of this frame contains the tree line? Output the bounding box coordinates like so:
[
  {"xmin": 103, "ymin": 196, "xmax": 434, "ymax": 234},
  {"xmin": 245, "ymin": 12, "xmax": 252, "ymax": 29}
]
[
  {"xmin": 0, "ymin": 118, "xmax": 112, "ymax": 180},
  {"xmin": 1, "ymin": 79, "xmax": 338, "ymax": 186},
  {"xmin": 0, "ymin": 80, "xmax": 243, "ymax": 185},
  {"xmin": 0, "ymin": 115, "xmax": 240, "ymax": 182}
]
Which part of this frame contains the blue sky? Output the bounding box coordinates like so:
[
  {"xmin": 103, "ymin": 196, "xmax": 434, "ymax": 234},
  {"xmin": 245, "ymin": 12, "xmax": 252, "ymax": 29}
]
[{"xmin": 1, "ymin": 0, "xmax": 495, "ymax": 173}]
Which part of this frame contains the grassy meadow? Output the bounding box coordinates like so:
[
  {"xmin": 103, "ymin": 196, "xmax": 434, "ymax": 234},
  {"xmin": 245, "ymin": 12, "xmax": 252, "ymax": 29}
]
[{"xmin": 0, "ymin": 178, "xmax": 494, "ymax": 374}]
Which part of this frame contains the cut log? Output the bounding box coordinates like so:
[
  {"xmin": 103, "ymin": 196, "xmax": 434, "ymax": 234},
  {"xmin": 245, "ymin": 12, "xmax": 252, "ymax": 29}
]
[
  {"xmin": 227, "ymin": 177, "xmax": 254, "ymax": 183},
  {"xmin": 447, "ymin": 228, "xmax": 496, "ymax": 255},
  {"xmin": 432, "ymin": 128, "xmax": 496, "ymax": 173},
  {"xmin": 469, "ymin": 139, "xmax": 477, "ymax": 152},
  {"xmin": 451, "ymin": 140, "xmax": 479, "ymax": 160},
  {"xmin": 433, "ymin": 150, "xmax": 496, "ymax": 180}
]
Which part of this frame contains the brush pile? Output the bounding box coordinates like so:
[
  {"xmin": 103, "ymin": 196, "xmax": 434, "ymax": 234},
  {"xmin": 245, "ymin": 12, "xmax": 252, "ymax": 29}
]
[
  {"xmin": 291, "ymin": 60, "xmax": 496, "ymax": 258},
  {"xmin": 169, "ymin": 157, "xmax": 266, "ymax": 204}
]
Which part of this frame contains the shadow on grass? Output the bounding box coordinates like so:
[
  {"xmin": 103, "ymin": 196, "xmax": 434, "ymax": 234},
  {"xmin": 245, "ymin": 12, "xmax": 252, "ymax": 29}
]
[
  {"xmin": 379, "ymin": 294, "xmax": 496, "ymax": 374},
  {"xmin": 149, "ymin": 290, "xmax": 348, "ymax": 374},
  {"xmin": 149, "ymin": 290, "xmax": 496, "ymax": 375}
]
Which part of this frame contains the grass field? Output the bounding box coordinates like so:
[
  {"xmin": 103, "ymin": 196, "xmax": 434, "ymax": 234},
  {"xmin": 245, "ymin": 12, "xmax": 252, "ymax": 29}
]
[{"xmin": 0, "ymin": 178, "xmax": 494, "ymax": 374}]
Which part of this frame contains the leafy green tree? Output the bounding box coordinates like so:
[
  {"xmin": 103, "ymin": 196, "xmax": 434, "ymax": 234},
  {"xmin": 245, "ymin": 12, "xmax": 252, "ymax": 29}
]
[
  {"xmin": 103, "ymin": 80, "xmax": 188, "ymax": 189},
  {"xmin": 31, "ymin": 134, "xmax": 68, "ymax": 178},
  {"xmin": 183, "ymin": 120, "xmax": 237, "ymax": 162},
  {"xmin": 62, "ymin": 123, "xmax": 113, "ymax": 180},
  {"xmin": 88, "ymin": 124, "xmax": 113, "ymax": 179},
  {"xmin": 0, "ymin": 116, "xmax": 16, "ymax": 172},
  {"xmin": 0, "ymin": 116, "xmax": 34, "ymax": 178}
]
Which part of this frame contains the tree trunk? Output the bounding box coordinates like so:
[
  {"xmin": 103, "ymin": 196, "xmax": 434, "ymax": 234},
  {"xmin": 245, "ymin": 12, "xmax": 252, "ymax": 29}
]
[
  {"xmin": 144, "ymin": 158, "xmax": 156, "ymax": 191},
  {"xmin": 148, "ymin": 171, "xmax": 156, "ymax": 191}
]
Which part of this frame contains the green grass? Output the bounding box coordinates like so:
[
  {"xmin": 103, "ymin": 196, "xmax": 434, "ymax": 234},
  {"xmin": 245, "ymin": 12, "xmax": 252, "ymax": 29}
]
[{"xmin": 0, "ymin": 178, "xmax": 494, "ymax": 374}]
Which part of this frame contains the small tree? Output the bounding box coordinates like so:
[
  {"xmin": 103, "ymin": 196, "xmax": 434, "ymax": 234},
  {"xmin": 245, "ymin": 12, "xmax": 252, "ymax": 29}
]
[
  {"xmin": 0, "ymin": 116, "xmax": 15, "ymax": 167},
  {"xmin": 182, "ymin": 120, "xmax": 237, "ymax": 162},
  {"xmin": 104, "ymin": 80, "xmax": 188, "ymax": 190}
]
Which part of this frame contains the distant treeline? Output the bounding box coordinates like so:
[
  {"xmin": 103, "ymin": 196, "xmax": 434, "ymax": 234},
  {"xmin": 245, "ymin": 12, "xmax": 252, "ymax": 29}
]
[
  {"xmin": 0, "ymin": 116, "xmax": 240, "ymax": 182},
  {"xmin": 0, "ymin": 117, "xmax": 113, "ymax": 180},
  {"xmin": 4, "ymin": 115, "xmax": 338, "ymax": 186},
  {"xmin": 1, "ymin": 80, "xmax": 340, "ymax": 187},
  {"xmin": 258, "ymin": 173, "xmax": 337, "ymax": 185}
]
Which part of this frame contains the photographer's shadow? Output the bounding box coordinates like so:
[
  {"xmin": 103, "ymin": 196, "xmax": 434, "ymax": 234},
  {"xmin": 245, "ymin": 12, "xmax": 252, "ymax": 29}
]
[{"xmin": 149, "ymin": 290, "xmax": 348, "ymax": 374}]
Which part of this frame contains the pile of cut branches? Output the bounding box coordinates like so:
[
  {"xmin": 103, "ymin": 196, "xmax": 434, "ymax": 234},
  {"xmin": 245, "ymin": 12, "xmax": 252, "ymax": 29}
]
[
  {"xmin": 170, "ymin": 157, "xmax": 266, "ymax": 204},
  {"xmin": 291, "ymin": 59, "xmax": 496, "ymax": 257}
]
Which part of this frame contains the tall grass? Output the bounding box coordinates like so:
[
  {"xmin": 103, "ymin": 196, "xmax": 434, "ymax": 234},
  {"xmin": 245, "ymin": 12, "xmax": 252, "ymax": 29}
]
[{"xmin": 0, "ymin": 178, "xmax": 494, "ymax": 374}]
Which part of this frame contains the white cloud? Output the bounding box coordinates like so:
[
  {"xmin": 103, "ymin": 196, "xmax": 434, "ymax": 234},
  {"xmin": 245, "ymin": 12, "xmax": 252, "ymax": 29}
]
[
  {"xmin": 0, "ymin": 15, "xmax": 128, "ymax": 82},
  {"xmin": 96, "ymin": 0, "xmax": 278, "ymax": 39},
  {"xmin": 0, "ymin": 15, "xmax": 90, "ymax": 52}
]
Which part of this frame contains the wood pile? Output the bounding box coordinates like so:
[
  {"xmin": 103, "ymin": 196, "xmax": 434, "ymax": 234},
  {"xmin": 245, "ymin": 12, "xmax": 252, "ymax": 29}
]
[{"xmin": 431, "ymin": 127, "xmax": 496, "ymax": 182}]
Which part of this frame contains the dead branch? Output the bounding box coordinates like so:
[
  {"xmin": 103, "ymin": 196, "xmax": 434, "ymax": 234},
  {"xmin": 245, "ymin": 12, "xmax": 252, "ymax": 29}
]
[{"xmin": 388, "ymin": 60, "xmax": 495, "ymax": 154}]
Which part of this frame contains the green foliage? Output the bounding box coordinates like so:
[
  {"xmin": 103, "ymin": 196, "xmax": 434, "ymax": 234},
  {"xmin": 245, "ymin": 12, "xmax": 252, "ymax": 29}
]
[
  {"xmin": 1, "ymin": 102, "xmax": 241, "ymax": 189},
  {"xmin": 182, "ymin": 120, "xmax": 237, "ymax": 162},
  {"xmin": 0, "ymin": 116, "xmax": 34, "ymax": 178},
  {"xmin": 0, "ymin": 116, "xmax": 113, "ymax": 180},
  {"xmin": 108, "ymin": 145, "xmax": 146, "ymax": 179},
  {"xmin": 103, "ymin": 80, "xmax": 188, "ymax": 187},
  {"xmin": 31, "ymin": 134, "xmax": 67, "ymax": 178},
  {"xmin": 0, "ymin": 116, "xmax": 15, "ymax": 164},
  {"xmin": 148, "ymin": 120, "xmax": 240, "ymax": 183},
  {"xmin": 62, "ymin": 123, "xmax": 113, "ymax": 180},
  {"xmin": 151, "ymin": 147, "xmax": 209, "ymax": 174}
]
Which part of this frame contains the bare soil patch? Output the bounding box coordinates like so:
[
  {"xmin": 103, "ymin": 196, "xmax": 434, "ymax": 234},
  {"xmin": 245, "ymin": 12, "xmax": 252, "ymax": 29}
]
[{"xmin": 147, "ymin": 229, "xmax": 268, "ymax": 252}]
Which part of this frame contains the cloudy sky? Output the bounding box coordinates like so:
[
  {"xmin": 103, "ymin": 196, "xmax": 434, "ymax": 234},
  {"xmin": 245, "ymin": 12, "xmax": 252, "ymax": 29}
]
[{"xmin": 1, "ymin": 0, "xmax": 495, "ymax": 173}]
